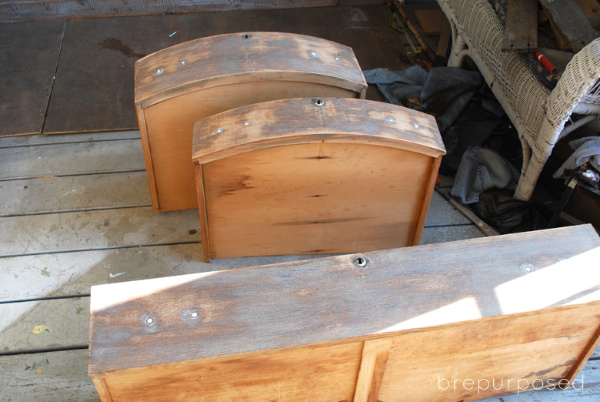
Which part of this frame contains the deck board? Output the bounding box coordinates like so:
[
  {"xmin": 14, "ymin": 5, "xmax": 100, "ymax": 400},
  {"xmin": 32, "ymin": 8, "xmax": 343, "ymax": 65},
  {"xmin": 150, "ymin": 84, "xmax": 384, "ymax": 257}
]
[
  {"xmin": 0, "ymin": 207, "xmax": 201, "ymax": 257},
  {"xmin": 0, "ymin": 139, "xmax": 144, "ymax": 180},
  {"xmin": 0, "ymin": 350, "xmax": 98, "ymax": 402}
]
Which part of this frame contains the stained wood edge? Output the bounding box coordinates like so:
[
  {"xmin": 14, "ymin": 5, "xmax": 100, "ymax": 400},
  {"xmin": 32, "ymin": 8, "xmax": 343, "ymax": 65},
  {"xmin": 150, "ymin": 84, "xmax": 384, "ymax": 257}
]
[
  {"xmin": 192, "ymin": 97, "xmax": 446, "ymax": 164},
  {"xmin": 134, "ymin": 32, "xmax": 367, "ymax": 107},
  {"xmin": 412, "ymin": 156, "xmax": 442, "ymax": 246},
  {"xmin": 353, "ymin": 338, "xmax": 393, "ymax": 402},
  {"xmin": 194, "ymin": 164, "xmax": 210, "ymax": 263},
  {"xmin": 89, "ymin": 300, "xmax": 600, "ymax": 375},
  {"xmin": 562, "ymin": 322, "xmax": 600, "ymax": 388},
  {"xmin": 135, "ymin": 105, "xmax": 161, "ymax": 213},
  {"xmin": 91, "ymin": 376, "xmax": 113, "ymax": 401}
]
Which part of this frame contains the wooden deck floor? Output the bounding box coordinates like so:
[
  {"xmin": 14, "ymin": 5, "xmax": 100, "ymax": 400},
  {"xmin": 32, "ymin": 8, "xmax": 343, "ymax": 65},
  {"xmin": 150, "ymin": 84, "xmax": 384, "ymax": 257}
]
[{"xmin": 0, "ymin": 130, "xmax": 598, "ymax": 400}]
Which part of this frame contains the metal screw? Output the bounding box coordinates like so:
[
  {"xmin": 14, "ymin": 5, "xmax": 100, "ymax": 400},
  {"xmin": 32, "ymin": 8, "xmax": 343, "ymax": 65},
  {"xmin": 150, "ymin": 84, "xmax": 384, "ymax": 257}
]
[
  {"xmin": 145, "ymin": 317, "xmax": 156, "ymax": 326},
  {"xmin": 309, "ymin": 51, "xmax": 319, "ymax": 57},
  {"xmin": 386, "ymin": 117, "xmax": 396, "ymax": 124},
  {"xmin": 520, "ymin": 263, "xmax": 536, "ymax": 274},
  {"xmin": 216, "ymin": 128, "xmax": 224, "ymax": 135},
  {"xmin": 178, "ymin": 60, "xmax": 187, "ymax": 66},
  {"xmin": 334, "ymin": 57, "xmax": 341, "ymax": 61},
  {"xmin": 412, "ymin": 122, "xmax": 420, "ymax": 129},
  {"xmin": 353, "ymin": 256, "xmax": 368, "ymax": 268},
  {"xmin": 153, "ymin": 68, "xmax": 164, "ymax": 76},
  {"xmin": 242, "ymin": 120, "xmax": 250, "ymax": 126},
  {"xmin": 190, "ymin": 311, "xmax": 199, "ymax": 319},
  {"xmin": 242, "ymin": 34, "xmax": 252, "ymax": 39},
  {"xmin": 312, "ymin": 99, "xmax": 326, "ymax": 107}
]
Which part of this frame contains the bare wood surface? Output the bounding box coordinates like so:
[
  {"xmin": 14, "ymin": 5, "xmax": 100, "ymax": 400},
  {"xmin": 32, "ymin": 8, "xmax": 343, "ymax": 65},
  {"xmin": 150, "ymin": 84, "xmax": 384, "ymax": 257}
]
[
  {"xmin": 0, "ymin": 20, "xmax": 64, "ymax": 136},
  {"xmin": 354, "ymin": 338, "xmax": 393, "ymax": 402},
  {"xmin": 89, "ymin": 225, "xmax": 600, "ymax": 373},
  {"xmin": 502, "ymin": 0, "xmax": 538, "ymax": 51},
  {"xmin": 540, "ymin": 0, "xmax": 598, "ymax": 51},
  {"xmin": 0, "ymin": 0, "xmax": 339, "ymax": 23},
  {"xmin": 193, "ymin": 98, "xmax": 444, "ymax": 259}
]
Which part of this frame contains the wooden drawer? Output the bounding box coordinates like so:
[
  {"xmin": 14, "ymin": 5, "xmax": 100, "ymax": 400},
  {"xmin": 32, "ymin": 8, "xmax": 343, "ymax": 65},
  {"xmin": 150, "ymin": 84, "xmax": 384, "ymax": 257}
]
[
  {"xmin": 192, "ymin": 97, "xmax": 445, "ymax": 261},
  {"xmin": 135, "ymin": 32, "xmax": 367, "ymax": 213},
  {"xmin": 89, "ymin": 225, "xmax": 600, "ymax": 401}
]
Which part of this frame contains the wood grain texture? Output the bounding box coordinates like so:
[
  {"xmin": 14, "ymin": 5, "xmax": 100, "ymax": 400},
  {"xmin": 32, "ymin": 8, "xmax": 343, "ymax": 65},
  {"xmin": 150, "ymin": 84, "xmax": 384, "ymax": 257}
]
[
  {"xmin": 193, "ymin": 98, "xmax": 444, "ymax": 259},
  {"xmin": 137, "ymin": 32, "xmax": 367, "ymax": 212},
  {"xmin": 135, "ymin": 32, "xmax": 367, "ymax": 108},
  {"xmin": 377, "ymin": 304, "xmax": 600, "ymax": 400},
  {"xmin": 540, "ymin": 0, "xmax": 598, "ymax": 51},
  {"xmin": 89, "ymin": 225, "xmax": 600, "ymax": 373},
  {"xmin": 192, "ymin": 97, "xmax": 444, "ymax": 163},
  {"xmin": 354, "ymin": 338, "xmax": 393, "ymax": 402},
  {"xmin": 0, "ymin": 139, "xmax": 144, "ymax": 180},
  {"xmin": 502, "ymin": 0, "xmax": 538, "ymax": 51},
  {"xmin": 0, "ymin": 20, "xmax": 64, "ymax": 136},
  {"xmin": 0, "ymin": 207, "xmax": 200, "ymax": 257},
  {"xmin": 42, "ymin": 5, "xmax": 407, "ymax": 134},
  {"xmin": 0, "ymin": 350, "xmax": 98, "ymax": 401},
  {"xmin": 0, "ymin": 0, "xmax": 339, "ymax": 23}
]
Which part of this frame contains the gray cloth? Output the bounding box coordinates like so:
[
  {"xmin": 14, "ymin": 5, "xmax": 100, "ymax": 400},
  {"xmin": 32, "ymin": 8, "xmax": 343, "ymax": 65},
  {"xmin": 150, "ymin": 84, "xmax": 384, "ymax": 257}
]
[
  {"xmin": 363, "ymin": 66, "xmax": 483, "ymax": 133},
  {"xmin": 451, "ymin": 147, "xmax": 520, "ymax": 204},
  {"xmin": 553, "ymin": 136, "xmax": 600, "ymax": 179}
]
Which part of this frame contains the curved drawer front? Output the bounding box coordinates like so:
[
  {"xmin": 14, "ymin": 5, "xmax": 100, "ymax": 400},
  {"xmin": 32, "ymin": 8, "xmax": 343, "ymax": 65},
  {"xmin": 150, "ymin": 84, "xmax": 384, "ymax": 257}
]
[
  {"xmin": 192, "ymin": 97, "xmax": 445, "ymax": 261},
  {"xmin": 135, "ymin": 32, "xmax": 367, "ymax": 213}
]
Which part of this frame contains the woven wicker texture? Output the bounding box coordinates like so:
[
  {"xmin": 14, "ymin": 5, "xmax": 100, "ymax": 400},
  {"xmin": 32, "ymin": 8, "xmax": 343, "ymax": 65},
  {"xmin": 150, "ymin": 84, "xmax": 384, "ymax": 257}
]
[{"xmin": 438, "ymin": 0, "xmax": 600, "ymax": 200}]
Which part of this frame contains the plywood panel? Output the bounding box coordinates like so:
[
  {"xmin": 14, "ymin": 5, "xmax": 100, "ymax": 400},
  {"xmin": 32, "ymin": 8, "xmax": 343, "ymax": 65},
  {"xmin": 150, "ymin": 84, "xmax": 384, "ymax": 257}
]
[
  {"xmin": 0, "ymin": 0, "xmax": 338, "ymax": 23},
  {"xmin": 0, "ymin": 20, "xmax": 64, "ymax": 136},
  {"xmin": 43, "ymin": 6, "xmax": 407, "ymax": 135}
]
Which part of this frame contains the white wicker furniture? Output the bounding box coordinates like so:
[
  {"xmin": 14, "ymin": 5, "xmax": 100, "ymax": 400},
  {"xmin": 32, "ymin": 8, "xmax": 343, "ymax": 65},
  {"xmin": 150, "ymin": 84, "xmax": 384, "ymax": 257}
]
[{"xmin": 437, "ymin": 0, "xmax": 600, "ymax": 200}]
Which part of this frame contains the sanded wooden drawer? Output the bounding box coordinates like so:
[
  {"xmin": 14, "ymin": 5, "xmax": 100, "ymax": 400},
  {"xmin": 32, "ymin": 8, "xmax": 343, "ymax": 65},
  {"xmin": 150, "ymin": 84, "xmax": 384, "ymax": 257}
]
[
  {"xmin": 192, "ymin": 97, "xmax": 445, "ymax": 261},
  {"xmin": 89, "ymin": 225, "xmax": 600, "ymax": 401},
  {"xmin": 135, "ymin": 32, "xmax": 367, "ymax": 213}
]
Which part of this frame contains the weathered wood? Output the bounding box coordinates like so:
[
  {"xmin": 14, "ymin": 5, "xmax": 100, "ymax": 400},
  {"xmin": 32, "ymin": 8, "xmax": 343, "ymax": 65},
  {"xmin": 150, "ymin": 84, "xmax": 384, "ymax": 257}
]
[
  {"xmin": 0, "ymin": 130, "xmax": 140, "ymax": 148},
  {"xmin": 0, "ymin": 0, "xmax": 339, "ymax": 23},
  {"xmin": 0, "ymin": 139, "xmax": 144, "ymax": 180},
  {"xmin": 0, "ymin": 207, "xmax": 200, "ymax": 257},
  {"xmin": 502, "ymin": 0, "xmax": 538, "ymax": 51},
  {"xmin": 193, "ymin": 97, "xmax": 445, "ymax": 260},
  {"xmin": 0, "ymin": 20, "xmax": 65, "ymax": 137},
  {"xmin": 88, "ymin": 225, "xmax": 600, "ymax": 400},
  {"xmin": 0, "ymin": 350, "xmax": 98, "ymax": 401},
  {"xmin": 0, "ymin": 298, "xmax": 89, "ymax": 351},
  {"xmin": 137, "ymin": 32, "xmax": 367, "ymax": 213},
  {"xmin": 579, "ymin": 0, "xmax": 600, "ymax": 32},
  {"xmin": 540, "ymin": 0, "xmax": 598, "ymax": 51},
  {"xmin": 0, "ymin": 172, "xmax": 150, "ymax": 217}
]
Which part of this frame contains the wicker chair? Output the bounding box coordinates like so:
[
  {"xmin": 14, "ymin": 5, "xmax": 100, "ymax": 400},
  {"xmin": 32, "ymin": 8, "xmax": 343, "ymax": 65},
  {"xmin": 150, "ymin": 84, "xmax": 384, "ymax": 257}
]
[{"xmin": 437, "ymin": 0, "xmax": 600, "ymax": 200}]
